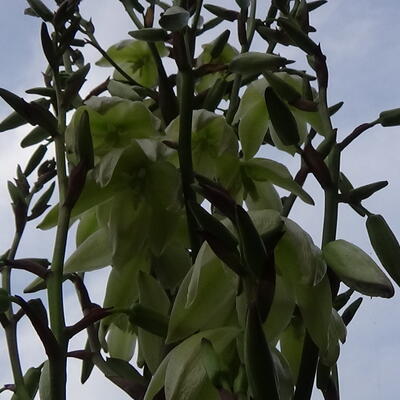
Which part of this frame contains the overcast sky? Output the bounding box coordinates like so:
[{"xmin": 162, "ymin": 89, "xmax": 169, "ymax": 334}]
[{"xmin": 0, "ymin": 1, "xmax": 399, "ymax": 399}]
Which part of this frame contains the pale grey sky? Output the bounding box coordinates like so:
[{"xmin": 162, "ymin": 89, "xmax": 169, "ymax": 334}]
[{"xmin": 0, "ymin": 1, "xmax": 399, "ymax": 399}]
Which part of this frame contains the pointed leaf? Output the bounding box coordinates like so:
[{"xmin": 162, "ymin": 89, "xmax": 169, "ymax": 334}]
[{"xmin": 243, "ymin": 158, "xmax": 314, "ymax": 205}]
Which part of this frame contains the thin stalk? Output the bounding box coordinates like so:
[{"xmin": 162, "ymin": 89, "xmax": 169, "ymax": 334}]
[
  {"xmin": 294, "ymin": 71, "xmax": 340, "ymax": 400},
  {"xmin": 226, "ymin": 0, "xmax": 260, "ymax": 124},
  {"xmin": 45, "ymin": 71, "xmax": 70, "ymax": 400},
  {"xmin": 119, "ymin": 0, "xmax": 144, "ymax": 29},
  {"xmin": 178, "ymin": 69, "xmax": 201, "ymax": 258},
  {"xmin": 2, "ymin": 233, "xmax": 30, "ymax": 400}
]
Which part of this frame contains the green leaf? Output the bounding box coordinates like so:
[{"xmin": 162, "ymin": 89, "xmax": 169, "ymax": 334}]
[
  {"xmin": 275, "ymin": 218, "xmax": 326, "ymax": 286},
  {"xmin": 137, "ymin": 271, "xmax": 170, "ymax": 373},
  {"xmin": 159, "ymin": 6, "xmax": 190, "ymax": 31},
  {"xmin": 264, "ymin": 86, "xmax": 300, "ymax": 146},
  {"xmin": 38, "ymin": 361, "xmax": 50, "ymax": 400},
  {"xmin": 263, "ymin": 275, "xmax": 296, "ymax": 344},
  {"xmin": 11, "ymin": 365, "xmax": 42, "ymax": 400},
  {"xmin": 145, "ymin": 161, "xmax": 181, "ymax": 210},
  {"xmin": 167, "ymin": 243, "xmax": 237, "ymax": 343},
  {"xmin": 38, "ymin": 173, "xmax": 122, "ymax": 230},
  {"xmin": 271, "ymin": 349, "xmax": 295, "ymax": 400},
  {"xmin": 64, "ymin": 227, "xmax": 112, "ymax": 273},
  {"xmin": 152, "ymin": 242, "xmax": 191, "ymax": 291},
  {"xmin": 165, "ymin": 328, "xmax": 239, "ymax": 400},
  {"xmin": 76, "ymin": 210, "xmax": 99, "ymax": 246},
  {"xmin": 280, "ymin": 317, "xmax": 305, "ymax": 383},
  {"xmin": 245, "ymin": 180, "xmax": 283, "ymax": 212},
  {"xmin": 295, "ymin": 275, "xmax": 332, "ymax": 353},
  {"xmin": 243, "ymin": 158, "xmax": 314, "ymax": 205},
  {"xmin": 101, "ymin": 255, "xmax": 150, "ymax": 335},
  {"xmin": 109, "ymin": 194, "xmax": 151, "ymax": 268},
  {"xmin": 323, "ymin": 240, "xmax": 394, "ymax": 298},
  {"xmin": 144, "ymin": 354, "xmax": 171, "ymax": 400}
]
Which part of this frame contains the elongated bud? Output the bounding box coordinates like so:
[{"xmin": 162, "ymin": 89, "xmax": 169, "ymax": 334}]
[
  {"xmin": 21, "ymin": 126, "xmax": 51, "ymax": 148},
  {"xmin": 128, "ymin": 304, "xmax": 169, "ymax": 337},
  {"xmin": 256, "ymin": 26, "xmax": 290, "ymax": 46},
  {"xmin": 26, "ymin": 87, "xmax": 56, "ymax": 98},
  {"xmin": 345, "ymin": 181, "xmax": 388, "ymax": 203},
  {"xmin": 264, "ymin": 72, "xmax": 301, "ymax": 103},
  {"xmin": 61, "ymin": 64, "xmax": 91, "ymax": 108},
  {"xmin": 0, "ymin": 89, "xmax": 57, "ymax": 135},
  {"xmin": 244, "ymin": 304, "xmax": 279, "ymax": 400},
  {"xmin": 328, "ymin": 101, "xmax": 344, "ymax": 117},
  {"xmin": 0, "ymin": 110, "xmax": 27, "ymax": 133},
  {"xmin": 81, "ymin": 339, "xmax": 95, "ymax": 384},
  {"xmin": 264, "ymin": 86, "xmax": 300, "ymax": 146},
  {"xmin": 204, "ymin": 5, "xmax": 239, "ymax": 21},
  {"xmin": 144, "ymin": 5, "xmax": 155, "ymax": 27},
  {"xmin": 193, "ymin": 174, "xmax": 236, "ymax": 221},
  {"xmin": 307, "ymin": 0, "xmax": 328, "ymax": 12},
  {"xmin": 24, "ymin": 145, "xmax": 47, "ymax": 177},
  {"xmin": 302, "ymin": 143, "xmax": 332, "ymax": 189},
  {"xmin": 203, "ymin": 78, "xmax": 229, "ymax": 111},
  {"xmin": 235, "ymin": 205, "xmax": 269, "ymax": 278},
  {"xmin": 235, "ymin": 0, "xmax": 250, "ymax": 9},
  {"xmin": 75, "ymin": 110, "xmax": 94, "ymax": 169},
  {"xmin": 11, "ymin": 365, "xmax": 42, "ymax": 400},
  {"xmin": 273, "ymin": 0, "xmax": 289, "ymax": 13},
  {"xmin": 210, "ymin": 30, "xmax": 231, "ymax": 59},
  {"xmin": 29, "ymin": 182, "xmax": 55, "ymax": 220},
  {"xmin": 366, "ymin": 214, "xmax": 400, "ymax": 287},
  {"xmin": 341, "ymin": 298, "xmax": 362, "ymax": 326},
  {"xmin": 378, "ymin": 107, "xmax": 400, "ymax": 127},
  {"xmin": 278, "ymin": 17, "xmax": 320, "ymax": 55},
  {"xmin": 333, "ymin": 288, "xmax": 354, "ymax": 311},
  {"xmin": 27, "ymin": 0, "xmax": 53, "ymax": 22},
  {"xmin": 230, "ymin": 52, "xmax": 294, "ymax": 75},
  {"xmin": 129, "ymin": 28, "xmax": 169, "ymax": 42},
  {"xmin": 41, "ymin": 23, "xmax": 58, "ymax": 71},
  {"xmin": 189, "ymin": 202, "xmax": 244, "ymax": 275}
]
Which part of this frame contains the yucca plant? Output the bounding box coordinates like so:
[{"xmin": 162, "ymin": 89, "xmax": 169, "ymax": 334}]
[{"xmin": 0, "ymin": 1, "xmax": 399, "ymax": 399}]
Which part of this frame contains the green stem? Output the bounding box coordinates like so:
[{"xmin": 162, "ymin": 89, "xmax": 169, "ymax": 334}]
[
  {"xmin": 226, "ymin": 0, "xmax": 258, "ymax": 124},
  {"xmin": 2, "ymin": 233, "xmax": 30, "ymax": 400},
  {"xmin": 45, "ymin": 70, "xmax": 71, "ymax": 400},
  {"xmin": 178, "ymin": 69, "xmax": 201, "ymax": 258},
  {"xmin": 119, "ymin": 0, "xmax": 144, "ymax": 29},
  {"xmin": 294, "ymin": 72, "xmax": 340, "ymax": 400}
]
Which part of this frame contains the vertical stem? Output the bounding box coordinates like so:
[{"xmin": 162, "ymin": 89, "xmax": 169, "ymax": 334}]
[
  {"xmin": 2, "ymin": 233, "xmax": 30, "ymax": 400},
  {"xmin": 46, "ymin": 73, "xmax": 70, "ymax": 400},
  {"xmin": 294, "ymin": 69, "xmax": 340, "ymax": 399},
  {"xmin": 178, "ymin": 69, "xmax": 201, "ymax": 258}
]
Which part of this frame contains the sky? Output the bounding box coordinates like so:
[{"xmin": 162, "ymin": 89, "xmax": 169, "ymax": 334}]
[{"xmin": 0, "ymin": 0, "xmax": 400, "ymax": 398}]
